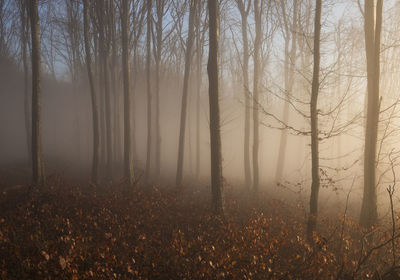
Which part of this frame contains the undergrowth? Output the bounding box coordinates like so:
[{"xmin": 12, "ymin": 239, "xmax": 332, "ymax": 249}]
[{"xmin": 0, "ymin": 176, "xmax": 399, "ymax": 279}]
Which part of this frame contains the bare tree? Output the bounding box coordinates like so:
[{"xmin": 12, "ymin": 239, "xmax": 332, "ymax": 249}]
[
  {"xmin": 109, "ymin": 0, "xmax": 120, "ymax": 168},
  {"xmin": 152, "ymin": 0, "xmax": 169, "ymax": 182},
  {"xmin": 252, "ymin": 0, "xmax": 262, "ymax": 191},
  {"xmin": 176, "ymin": 0, "xmax": 197, "ymax": 187},
  {"xmin": 194, "ymin": 1, "xmax": 205, "ymax": 180},
  {"xmin": 275, "ymin": 0, "xmax": 299, "ymax": 183},
  {"xmin": 235, "ymin": 0, "xmax": 252, "ymax": 189},
  {"xmin": 103, "ymin": 1, "xmax": 113, "ymax": 181},
  {"xmin": 29, "ymin": 0, "xmax": 45, "ymax": 187},
  {"xmin": 83, "ymin": 0, "xmax": 100, "ymax": 184},
  {"xmin": 306, "ymin": 0, "xmax": 321, "ymax": 240},
  {"xmin": 208, "ymin": 0, "xmax": 223, "ymax": 214},
  {"xmin": 130, "ymin": 0, "xmax": 146, "ymax": 164},
  {"xmin": 65, "ymin": 0, "xmax": 84, "ymax": 164},
  {"xmin": 95, "ymin": 0, "xmax": 113, "ymax": 181},
  {"xmin": 19, "ymin": 0, "xmax": 31, "ymax": 164},
  {"xmin": 121, "ymin": 0, "xmax": 135, "ymax": 185},
  {"xmin": 144, "ymin": 0, "xmax": 152, "ymax": 184},
  {"xmin": 360, "ymin": 0, "xmax": 383, "ymax": 228}
]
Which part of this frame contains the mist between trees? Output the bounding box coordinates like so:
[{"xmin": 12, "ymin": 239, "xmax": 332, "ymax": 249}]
[{"xmin": 1, "ymin": 0, "xmax": 400, "ymax": 267}]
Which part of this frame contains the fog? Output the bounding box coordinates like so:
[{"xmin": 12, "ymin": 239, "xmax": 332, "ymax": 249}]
[
  {"xmin": 5, "ymin": 0, "xmax": 400, "ymax": 277},
  {"xmin": 1, "ymin": 0, "xmax": 400, "ymax": 215}
]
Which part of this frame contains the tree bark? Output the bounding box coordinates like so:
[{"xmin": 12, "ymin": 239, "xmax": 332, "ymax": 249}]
[
  {"xmin": 144, "ymin": 0, "xmax": 152, "ymax": 184},
  {"xmin": 121, "ymin": 0, "xmax": 135, "ymax": 185},
  {"xmin": 252, "ymin": 0, "xmax": 262, "ymax": 191},
  {"xmin": 96, "ymin": 1, "xmax": 107, "ymax": 178},
  {"xmin": 306, "ymin": 0, "xmax": 321, "ymax": 241},
  {"xmin": 360, "ymin": 0, "xmax": 383, "ymax": 228},
  {"xmin": 65, "ymin": 0, "xmax": 83, "ymax": 165},
  {"xmin": 103, "ymin": 45, "xmax": 113, "ymax": 181},
  {"xmin": 176, "ymin": 0, "xmax": 197, "ymax": 187},
  {"xmin": 208, "ymin": 0, "xmax": 223, "ymax": 215},
  {"xmin": 83, "ymin": 0, "xmax": 100, "ymax": 185},
  {"xmin": 29, "ymin": 0, "xmax": 45, "ymax": 187},
  {"xmin": 97, "ymin": 0, "xmax": 113, "ymax": 181},
  {"xmin": 110, "ymin": 1, "xmax": 120, "ymax": 168},
  {"xmin": 195, "ymin": 3, "xmax": 203, "ymax": 180},
  {"xmin": 20, "ymin": 0, "xmax": 31, "ymax": 165},
  {"xmin": 236, "ymin": 0, "xmax": 252, "ymax": 189},
  {"xmin": 275, "ymin": 0, "xmax": 298, "ymax": 183},
  {"xmin": 153, "ymin": 0, "xmax": 166, "ymax": 182}
]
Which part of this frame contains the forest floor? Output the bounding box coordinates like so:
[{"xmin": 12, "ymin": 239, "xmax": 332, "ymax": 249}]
[{"xmin": 0, "ymin": 171, "xmax": 400, "ymax": 279}]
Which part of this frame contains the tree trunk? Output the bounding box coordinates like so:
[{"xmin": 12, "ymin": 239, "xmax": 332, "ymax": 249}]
[
  {"xmin": 20, "ymin": 0, "xmax": 31, "ymax": 165},
  {"xmin": 144, "ymin": 0, "xmax": 152, "ymax": 184},
  {"xmin": 275, "ymin": 0, "xmax": 298, "ymax": 183},
  {"xmin": 176, "ymin": 0, "xmax": 197, "ymax": 187},
  {"xmin": 99, "ymin": 62, "xmax": 107, "ymax": 176},
  {"xmin": 96, "ymin": 0, "xmax": 113, "ymax": 181},
  {"xmin": 110, "ymin": 1, "xmax": 120, "ymax": 168},
  {"xmin": 132, "ymin": 48, "xmax": 139, "ymax": 164},
  {"xmin": 208, "ymin": 0, "xmax": 223, "ymax": 215},
  {"xmin": 83, "ymin": 0, "xmax": 100, "ymax": 185},
  {"xmin": 252, "ymin": 0, "xmax": 262, "ymax": 191},
  {"xmin": 236, "ymin": 0, "xmax": 252, "ymax": 189},
  {"xmin": 195, "ymin": 5, "xmax": 201, "ymax": 180},
  {"xmin": 121, "ymin": 0, "xmax": 135, "ymax": 185},
  {"xmin": 96, "ymin": 2, "xmax": 107, "ymax": 178},
  {"xmin": 29, "ymin": 0, "xmax": 45, "ymax": 187},
  {"xmin": 306, "ymin": 0, "xmax": 321, "ymax": 241},
  {"xmin": 360, "ymin": 0, "xmax": 383, "ymax": 228},
  {"xmin": 66, "ymin": 0, "xmax": 83, "ymax": 166},
  {"xmin": 103, "ymin": 48, "xmax": 113, "ymax": 180},
  {"xmin": 153, "ymin": 0, "xmax": 166, "ymax": 182}
]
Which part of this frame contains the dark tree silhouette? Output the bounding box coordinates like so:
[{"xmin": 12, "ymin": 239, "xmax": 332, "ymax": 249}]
[
  {"xmin": 29, "ymin": 0, "xmax": 45, "ymax": 187},
  {"xmin": 83, "ymin": 0, "xmax": 100, "ymax": 184},
  {"xmin": 208, "ymin": 0, "xmax": 223, "ymax": 214},
  {"xmin": 121, "ymin": 0, "xmax": 135, "ymax": 185},
  {"xmin": 307, "ymin": 0, "xmax": 321, "ymax": 240},
  {"xmin": 252, "ymin": 0, "xmax": 262, "ymax": 191},
  {"xmin": 176, "ymin": 0, "xmax": 197, "ymax": 187},
  {"xmin": 145, "ymin": 0, "xmax": 152, "ymax": 184},
  {"xmin": 235, "ymin": 0, "xmax": 252, "ymax": 189},
  {"xmin": 360, "ymin": 0, "xmax": 383, "ymax": 228}
]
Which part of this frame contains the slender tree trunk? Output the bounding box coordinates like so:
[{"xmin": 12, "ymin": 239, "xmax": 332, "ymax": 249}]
[
  {"xmin": 96, "ymin": 3, "xmax": 107, "ymax": 178},
  {"xmin": 306, "ymin": 0, "xmax": 321, "ymax": 240},
  {"xmin": 66, "ymin": 0, "xmax": 83, "ymax": 167},
  {"xmin": 99, "ymin": 61, "xmax": 107, "ymax": 175},
  {"xmin": 153, "ymin": 0, "xmax": 165, "ymax": 182},
  {"xmin": 242, "ymin": 13, "xmax": 252, "ymax": 190},
  {"xmin": 208, "ymin": 0, "xmax": 223, "ymax": 215},
  {"xmin": 236, "ymin": 0, "xmax": 252, "ymax": 189},
  {"xmin": 144, "ymin": 0, "xmax": 152, "ymax": 184},
  {"xmin": 103, "ymin": 51, "xmax": 113, "ymax": 180},
  {"xmin": 195, "ymin": 5, "xmax": 202, "ymax": 180},
  {"xmin": 121, "ymin": 0, "xmax": 134, "ymax": 185},
  {"xmin": 252, "ymin": 0, "xmax": 262, "ymax": 191},
  {"xmin": 336, "ymin": 28, "xmax": 342, "ymax": 168},
  {"xmin": 132, "ymin": 48, "xmax": 139, "ymax": 164},
  {"xmin": 97, "ymin": 0, "xmax": 113, "ymax": 181},
  {"xmin": 20, "ymin": 0, "xmax": 31, "ymax": 165},
  {"xmin": 29, "ymin": 0, "xmax": 45, "ymax": 187},
  {"xmin": 113, "ymin": 81, "xmax": 121, "ymax": 167},
  {"xmin": 176, "ymin": 0, "xmax": 197, "ymax": 187},
  {"xmin": 275, "ymin": 0, "xmax": 298, "ymax": 183},
  {"xmin": 154, "ymin": 49, "xmax": 161, "ymax": 182},
  {"xmin": 360, "ymin": 0, "xmax": 383, "ymax": 227},
  {"xmin": 110, "ymin": 2, "xmax": 120, "ymax": 168},
  {"xmin": 83, "ymin": 0, "xmax": 100, "ymax": 184}
]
